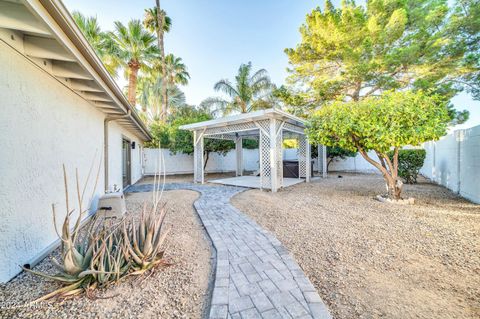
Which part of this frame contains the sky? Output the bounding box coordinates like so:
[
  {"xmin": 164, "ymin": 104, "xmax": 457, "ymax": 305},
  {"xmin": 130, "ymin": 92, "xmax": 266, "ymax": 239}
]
[{"xmin": 63, "ymin": 0, "xmax": 479, "ymax": 130}]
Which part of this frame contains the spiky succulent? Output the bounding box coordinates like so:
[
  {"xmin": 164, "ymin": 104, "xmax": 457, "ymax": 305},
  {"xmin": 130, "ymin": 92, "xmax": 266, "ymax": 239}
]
[
  {"xmin": 25, "ymin": 151, "xmax": 171, "ymax": 302},
  {"xmin": 123, "ymin": 203, "xmax": 171, "ymax": 274}
]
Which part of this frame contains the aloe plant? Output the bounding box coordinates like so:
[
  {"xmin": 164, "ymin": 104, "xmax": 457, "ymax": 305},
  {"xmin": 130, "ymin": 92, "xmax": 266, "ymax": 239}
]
[
  {"xmin": 122, "ymin": 203, "xmax": 171, "ymax": 274},
  {"xmin": 23, "ymin": 159, "xmax": 129, "ymax": 301},
  {"xmin": 25, "ymin": 149, "xmax": 171, "ymax": 302}
]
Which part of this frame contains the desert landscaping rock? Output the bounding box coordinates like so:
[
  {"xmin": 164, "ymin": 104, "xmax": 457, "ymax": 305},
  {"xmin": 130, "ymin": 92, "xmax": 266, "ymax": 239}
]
[
  {"xmin": 232, "ymin": 173, "xmax": 480, "ymax": 319},
  {"xmin": 0, "ymin": 190, "xmax": 212, "ymax": 319}
]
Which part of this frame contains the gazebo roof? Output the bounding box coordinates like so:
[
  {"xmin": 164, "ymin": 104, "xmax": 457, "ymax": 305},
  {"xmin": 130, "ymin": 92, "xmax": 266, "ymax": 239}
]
[{"xmin": 179, "ymin": 108, "xmax": 306, "ymax": 132}]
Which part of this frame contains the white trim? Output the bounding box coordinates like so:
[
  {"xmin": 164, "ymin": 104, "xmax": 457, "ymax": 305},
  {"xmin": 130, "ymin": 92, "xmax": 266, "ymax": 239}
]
[{"xmin": 180, "ymin": 109, "xmax": 305, "ymax": 131}]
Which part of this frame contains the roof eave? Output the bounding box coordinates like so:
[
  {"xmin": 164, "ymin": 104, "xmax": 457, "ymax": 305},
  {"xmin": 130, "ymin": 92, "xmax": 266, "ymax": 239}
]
[{"xmin": 33, "ymin": 0, "xmax": 152, "ymax": 141}]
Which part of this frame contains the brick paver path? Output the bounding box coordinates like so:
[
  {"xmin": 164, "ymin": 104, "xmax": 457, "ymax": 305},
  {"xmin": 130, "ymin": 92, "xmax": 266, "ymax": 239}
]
[{"xmin": 127, "ymin": 183, "xmax": 331, "ymax": 319}]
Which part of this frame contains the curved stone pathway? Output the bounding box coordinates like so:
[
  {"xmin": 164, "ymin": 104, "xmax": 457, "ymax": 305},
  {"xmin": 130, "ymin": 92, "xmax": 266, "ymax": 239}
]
[{"xmin": 127, "ymin": 183, "xmax": 331, "ymax": 319}]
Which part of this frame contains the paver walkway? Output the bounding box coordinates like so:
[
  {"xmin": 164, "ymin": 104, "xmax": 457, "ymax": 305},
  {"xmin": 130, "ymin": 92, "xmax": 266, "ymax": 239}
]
[{"xmin": 127, "ymin": 183, "xmax": 331, "ymax": 319}]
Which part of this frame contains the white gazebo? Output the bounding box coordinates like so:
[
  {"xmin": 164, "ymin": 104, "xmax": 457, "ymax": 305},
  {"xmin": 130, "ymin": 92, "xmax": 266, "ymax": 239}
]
[{"xmin": 180, "ymin": 108, "xmax": 327, "ymax": 192}]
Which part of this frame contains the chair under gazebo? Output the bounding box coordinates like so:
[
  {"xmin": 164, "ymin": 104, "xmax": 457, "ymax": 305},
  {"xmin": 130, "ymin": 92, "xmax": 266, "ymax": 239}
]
[{"xmin": 180, "ymin": 108, "xmax": 327, "ymax": 192}]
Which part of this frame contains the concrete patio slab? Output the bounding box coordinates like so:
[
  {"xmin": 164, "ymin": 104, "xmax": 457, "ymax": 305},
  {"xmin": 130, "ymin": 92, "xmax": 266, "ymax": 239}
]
[{"xmin": 209, "ymin": 176, "xmax": 305, "ymax": 189}]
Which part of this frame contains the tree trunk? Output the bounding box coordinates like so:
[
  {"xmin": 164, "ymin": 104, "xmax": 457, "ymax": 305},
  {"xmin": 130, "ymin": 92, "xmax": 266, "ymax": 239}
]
[
  {"xmin": 127, "ymin": 62, "xmax": 140, "ymax": 106},
  {"xmin": 155, "ymin": 0, "xmax": 167, "ymax": 122},
  {"xmin": 355, "ymin": 145, "xmax": 403, "ymax": 200},
  {"xmin": 203, "ymin": 151, "xmax": 209, "ymax": 170},
  {"xmin": 385, "ymin": 174, "xmax": 403, "ymax": 200},
  {"xmin": 327, "ymin": 157, "xmax": 333, "ymax": 171}
]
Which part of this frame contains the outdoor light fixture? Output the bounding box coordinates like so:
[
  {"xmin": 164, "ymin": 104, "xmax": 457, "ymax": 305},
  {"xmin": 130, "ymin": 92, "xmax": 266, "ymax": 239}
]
[{"xmin": 131, "ymin": 142, "xmax": 136, "ymax": 149}]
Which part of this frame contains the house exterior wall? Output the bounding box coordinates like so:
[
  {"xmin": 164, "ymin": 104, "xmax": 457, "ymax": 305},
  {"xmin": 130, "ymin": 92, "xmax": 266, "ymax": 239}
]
[{"xmin": 0, "ymin": 43, "xmax": 144, "ymax": 282}]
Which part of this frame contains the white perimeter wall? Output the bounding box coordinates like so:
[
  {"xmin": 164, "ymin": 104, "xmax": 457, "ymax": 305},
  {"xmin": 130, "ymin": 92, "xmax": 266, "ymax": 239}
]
[
  {"xmin": 144, "ymin": 148, "xmax": 378, "ymax": 175},
  {"xmin": 0, "ymin": 43, "xmax": 143, "ymax": 282},
  {"xmin": 421, "ymin": 126, "xmax": 480, "ymax": 203}
]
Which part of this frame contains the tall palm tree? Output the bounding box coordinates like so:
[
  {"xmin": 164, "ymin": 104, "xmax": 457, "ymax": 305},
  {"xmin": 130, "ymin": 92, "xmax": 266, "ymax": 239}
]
[
  {"xmin": 143, "ymin": 7, "xmax": 172, "ymax": 33},
  {"xmin": 201, "ymin": 62, "xmax": 274, "ymax": 115},
  {"xmin": 72, "ymin": 11, "xmax": 119, "ymax": 76},
  {"xmin": 109, "ymin": 20, "xmax": 158, "ymax": 106},
  {"xmin": 145, "ymin": 3, "xmax": 169, "ymax": 122}
]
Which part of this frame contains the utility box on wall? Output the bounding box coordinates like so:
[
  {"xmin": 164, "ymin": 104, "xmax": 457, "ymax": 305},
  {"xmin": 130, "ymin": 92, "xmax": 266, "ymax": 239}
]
[{"xmin": 96, "ymin": 192, "xmax": 127, "ymax": 218}]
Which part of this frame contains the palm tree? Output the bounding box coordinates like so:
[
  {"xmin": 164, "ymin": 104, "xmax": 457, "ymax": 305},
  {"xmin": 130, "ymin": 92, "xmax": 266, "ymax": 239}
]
[
  {"xmin": 165, "ymin": 54, "xmax": 190, "ymax": 86},
  {"xmin": 72, "ymin": 11, "xmax": 119, "ymax": 76},
  {"xmin": 201, "ymin": 62, "xmax": 274, "ymax": 115},
  {"xmin": 137, "ymin": 75, "xmax": 186, "ymax": 123},
  {"xmin": 143, "ymin": 7, "xmax": 172, "ymax": 33},
  {"xmin": 108, "ymin": 20, "xmax": 158, "ymax": 106},
  {"xmin": 145, "ymin": 3, "xmax": 169, "ymax": 122}
]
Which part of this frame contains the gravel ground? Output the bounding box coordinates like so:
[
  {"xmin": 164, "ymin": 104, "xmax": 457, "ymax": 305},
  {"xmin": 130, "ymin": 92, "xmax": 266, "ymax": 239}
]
[
  {"xmin": 231, "ymin": 173, "xmax": 480, "ymax": 319},
  {"xmin": 0, "ymin": 190, "xmax": 212, "ymax": 319}
]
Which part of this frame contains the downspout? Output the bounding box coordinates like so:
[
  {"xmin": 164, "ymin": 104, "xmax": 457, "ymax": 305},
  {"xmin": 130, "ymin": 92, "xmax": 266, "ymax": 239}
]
[{"xmin": 104, "ymin": 110, "xmax": 131, "ymax": 192}]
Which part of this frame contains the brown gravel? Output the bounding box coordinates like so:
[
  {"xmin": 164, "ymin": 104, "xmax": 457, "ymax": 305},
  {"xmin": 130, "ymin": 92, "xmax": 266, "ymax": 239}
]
[
  {"xmin": 0, "ymin": 190, "xmax": 212, "ymax": 319},
  {"xmin": 231, "ymin": 173, "xmax": 480, "ymax": 319}
]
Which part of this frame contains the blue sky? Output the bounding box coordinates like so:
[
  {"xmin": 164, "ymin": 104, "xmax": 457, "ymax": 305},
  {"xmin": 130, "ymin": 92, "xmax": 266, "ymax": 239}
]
[{"xmin": 63, "ymin": 0, "xmax": 479, "ymax": 130}]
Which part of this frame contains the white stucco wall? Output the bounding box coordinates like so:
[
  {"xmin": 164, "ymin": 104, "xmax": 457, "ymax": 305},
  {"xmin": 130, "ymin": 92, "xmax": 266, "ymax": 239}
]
[
  {"xmin": 0, "ymin": 43, "xmax": 145, "ymax": 282},
  {"xmin": 421, "ymin": 127, "xmax": 480, "ymax": 203},
  {"xmin": 144, "ymin": 148, "xmax": 260, "ymax": 175},
  {"xmin": 108, "ymin": 121, "xmax": 143, "ymax": 191}
]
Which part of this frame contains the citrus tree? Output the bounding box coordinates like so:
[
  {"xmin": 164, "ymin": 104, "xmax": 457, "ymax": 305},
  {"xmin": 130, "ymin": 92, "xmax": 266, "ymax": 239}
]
[{"xmin": 307, "ymin": 90, "xmax": 450, "ymax": 200}]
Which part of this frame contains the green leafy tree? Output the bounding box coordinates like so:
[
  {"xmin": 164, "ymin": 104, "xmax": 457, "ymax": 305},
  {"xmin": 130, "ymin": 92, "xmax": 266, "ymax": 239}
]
[
  {"xmin": 201, "ymin": 62, "xmax": 274, "ymax": 115},
  {"xmin": 285, "ymin": 0, "xmax": 476, "ymax": 122},
  {"xmin": 448, "ymin": 0, "xmax": 480, "ymax": 100},
  {"xmin": 307, "ymin": 90, "xmax": 450, "ymax": 200},
  {"xmin": 109, "ymin": 20, "xmax": 158, "ymax": 106}
]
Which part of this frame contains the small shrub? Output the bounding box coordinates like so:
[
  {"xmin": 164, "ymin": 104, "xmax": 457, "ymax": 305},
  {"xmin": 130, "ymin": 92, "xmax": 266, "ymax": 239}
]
[{"xmin": 388, "ymin": 149, "xmax": 426, "ymax": 184}]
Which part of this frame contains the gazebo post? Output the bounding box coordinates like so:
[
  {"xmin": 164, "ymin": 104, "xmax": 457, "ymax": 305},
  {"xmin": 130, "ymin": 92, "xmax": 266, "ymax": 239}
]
[
  {"xmin": 235, "ymin": 136, "xmax": 243, "ymax": 176},
  {"xmin": 305, "ymin": 139, "xmax": 311, "ymax": 183},
  {"xmin": 193, "ymin": 130, "xmax": 205, "ymax": 184},
  {"xmin": 298, "ymin": 134, "xmax": 311, "ymax": 182},
  {"xmin": 321, "ymin": 145, "xmax": 327, "ymax": 178},
  {"xmin": 269, "ymin": 119, "xmax": 279, "ymax": 192}
]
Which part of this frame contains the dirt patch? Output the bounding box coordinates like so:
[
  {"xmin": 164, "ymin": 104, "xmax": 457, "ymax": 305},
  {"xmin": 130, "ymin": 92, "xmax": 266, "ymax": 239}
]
[
  {"xmin": 231, "ymin": 173, "xmax": 480, "ymax": 319},
  {"xmin": 0, "ymin": 190, "xmax": 212, "ymax": 319}
]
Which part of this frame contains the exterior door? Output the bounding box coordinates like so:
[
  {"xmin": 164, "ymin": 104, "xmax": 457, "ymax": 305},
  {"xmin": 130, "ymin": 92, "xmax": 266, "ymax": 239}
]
[{"xmin": 122, "ymin": 138, "xmax": 131, "ymax": 188}]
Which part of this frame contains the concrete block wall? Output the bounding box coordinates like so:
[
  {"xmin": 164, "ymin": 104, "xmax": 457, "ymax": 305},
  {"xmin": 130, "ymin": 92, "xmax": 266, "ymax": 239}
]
[{"xmin": 421, "ymin": 126, "xmax": 480, "ymax": 203}]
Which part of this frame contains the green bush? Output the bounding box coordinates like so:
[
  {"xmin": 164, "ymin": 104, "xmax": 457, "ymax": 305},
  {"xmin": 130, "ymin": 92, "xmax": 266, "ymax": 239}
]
[{"xmin": 388, "ymin": 149, "xmax": 426, "ymax": 184}]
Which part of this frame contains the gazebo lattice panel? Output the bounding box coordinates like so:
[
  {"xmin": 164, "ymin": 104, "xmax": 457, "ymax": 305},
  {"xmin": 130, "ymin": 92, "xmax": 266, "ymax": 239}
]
[
  {"xmin": 298, "ymin": 135, "xmax": 307, "ymax": 178},
  {"xmin": 258, "ymin": 120, "xmax": 272, "ymax": 189},
  {"xmin": 204, "ymin": 122, "xmax": 257, "ymax": 136},
  {"xmin": 274, "ymin": 119, "xmax": 284, "ymax": 187}
]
